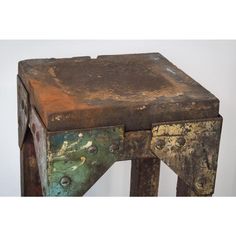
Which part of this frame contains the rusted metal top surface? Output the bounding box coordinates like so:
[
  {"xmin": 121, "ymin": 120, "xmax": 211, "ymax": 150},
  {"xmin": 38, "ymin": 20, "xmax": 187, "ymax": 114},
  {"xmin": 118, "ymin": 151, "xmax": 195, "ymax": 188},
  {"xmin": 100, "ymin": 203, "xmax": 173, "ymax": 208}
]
[{"xmin": 18, "ymin": 53, "xmax": 219, "ymax": 131}]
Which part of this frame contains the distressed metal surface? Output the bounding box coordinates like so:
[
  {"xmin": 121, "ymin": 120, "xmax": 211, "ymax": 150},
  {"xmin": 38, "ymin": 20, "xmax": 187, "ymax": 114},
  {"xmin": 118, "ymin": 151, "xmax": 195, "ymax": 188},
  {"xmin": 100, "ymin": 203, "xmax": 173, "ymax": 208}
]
[
  {"xmin": 29, "ymin": 108, "xmax": 48, "ymax": 195},
  {"xmin": 17, "ymin": 76, "xmax": 29, "ymax": 148},
  {"xmin": 20, "ymin": 129, "xmax": 42, "ymax": 196},
  {"xmin": 120, "ymin": 130, "xmax": 155, "ymax": 161},
  {"xmin": 130, "ymin": 158, "xmax": 160, "ymax": 196},
  {"xmin": 47, "ymin": 126, "xmax": 124, "ymax": 196},
  {"xmin": 18, "ymin": 53, "xmax": 219, "ymax": 132},
  {"xmin": 151, "ymin": 117, "xmax": 222, "ymax": 195},
  {"xmin": 176, "ymin": 177, "xmax": 198, "ymax": 197},
  {"xmin": 29, "ymin": 108, "xmax": 124, "ymax": 196}
]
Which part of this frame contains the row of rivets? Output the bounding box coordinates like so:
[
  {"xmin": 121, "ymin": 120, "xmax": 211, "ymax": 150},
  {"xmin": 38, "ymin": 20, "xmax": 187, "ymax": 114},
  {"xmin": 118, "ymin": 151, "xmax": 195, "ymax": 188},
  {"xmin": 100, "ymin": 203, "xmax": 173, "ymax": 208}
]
[
  {"xmin": 155, "ymin": 137, "xmax": 186, "ymax": 150},
  {"xmin": 87, "ymin": 143, "xmax": 120, "ymax": 154}
]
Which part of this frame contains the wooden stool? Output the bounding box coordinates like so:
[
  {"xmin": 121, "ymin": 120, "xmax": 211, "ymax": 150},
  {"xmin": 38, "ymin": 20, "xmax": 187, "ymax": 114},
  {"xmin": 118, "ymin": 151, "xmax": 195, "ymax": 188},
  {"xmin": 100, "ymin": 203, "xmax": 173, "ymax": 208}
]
[{"xmin": 17, "ymin": 53, "xmax": 222, "ymax": 196}]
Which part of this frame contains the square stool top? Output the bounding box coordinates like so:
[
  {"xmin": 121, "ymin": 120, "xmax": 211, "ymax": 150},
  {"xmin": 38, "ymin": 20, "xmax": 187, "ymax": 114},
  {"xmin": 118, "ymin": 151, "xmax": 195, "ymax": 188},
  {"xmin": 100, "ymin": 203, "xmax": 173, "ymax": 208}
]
[{"xmin": 18, "ymin": 53, "xmax": 219, "ymax": 131}]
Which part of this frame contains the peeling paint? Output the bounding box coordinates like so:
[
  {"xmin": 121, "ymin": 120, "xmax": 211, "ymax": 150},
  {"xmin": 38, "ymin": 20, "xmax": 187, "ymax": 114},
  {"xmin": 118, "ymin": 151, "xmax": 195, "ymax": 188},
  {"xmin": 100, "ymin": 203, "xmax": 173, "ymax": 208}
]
[
  {"xmin": 71, "ymin": 165, "xmax": 78, "ymax": 171},
  {"xmin": 137, "ymin": 105, "xmax": 147, "ymax": 111},
  {"xmin": 80, "ymin": 141, "xmax": 92, "ymax": 150},
  {"xmin": 151, "ymin": 117, "xmax": 222, "ymax": 195},
  {"xmin": 45, "ymin": 125, "xmax": 124, "ymax": 196},
  {"xmin": 79, "ymin": 156, "xmax": 86, "ymax": 166},
  {"xmin": 166, "ymin": 67, "xmax": 176, "ymax": 74}
]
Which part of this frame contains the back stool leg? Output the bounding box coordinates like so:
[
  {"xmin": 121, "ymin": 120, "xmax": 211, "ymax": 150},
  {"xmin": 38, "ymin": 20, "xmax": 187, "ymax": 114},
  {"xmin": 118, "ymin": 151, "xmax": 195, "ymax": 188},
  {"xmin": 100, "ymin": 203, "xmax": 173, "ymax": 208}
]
[{"xmin": 130, "ymin": 158, "xmax": 160, "ymax": 196}]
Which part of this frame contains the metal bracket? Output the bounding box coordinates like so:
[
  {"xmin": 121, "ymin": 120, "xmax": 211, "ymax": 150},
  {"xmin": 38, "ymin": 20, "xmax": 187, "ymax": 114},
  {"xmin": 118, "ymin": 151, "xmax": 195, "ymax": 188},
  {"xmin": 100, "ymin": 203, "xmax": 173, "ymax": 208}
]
[
  {"xmin": 17, "ymin": 76, "xmax": 29, "ymax": 148},
  {"xmin": 29, "ymin": 108, "xmax": 124, "ymax": 196},
  {"xmin": 150, "ymin": 117, "xmax": 222, "ymax": 195},
  {"xmin": 26, "ymin": 105, "xmax": 222, "ymax": 196}
]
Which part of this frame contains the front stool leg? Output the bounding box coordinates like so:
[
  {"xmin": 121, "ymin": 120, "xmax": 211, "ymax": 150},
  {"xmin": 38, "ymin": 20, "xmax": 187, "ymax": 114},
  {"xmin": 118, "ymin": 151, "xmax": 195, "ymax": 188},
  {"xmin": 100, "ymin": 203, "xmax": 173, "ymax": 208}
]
[
  {"xmin": 176, "ymin": 177, "xmax": 198, "ymax": 196},
  {"xmin": 130, "ymin": 158, "xmax": 160, "ymax": 196},
  {"xmin": 20, "ymin": 129, "xmax": 42, "ymax": 196},
  {"xmin": 176, "ymin": 177, "xmax": 212, "ymax": 196}
]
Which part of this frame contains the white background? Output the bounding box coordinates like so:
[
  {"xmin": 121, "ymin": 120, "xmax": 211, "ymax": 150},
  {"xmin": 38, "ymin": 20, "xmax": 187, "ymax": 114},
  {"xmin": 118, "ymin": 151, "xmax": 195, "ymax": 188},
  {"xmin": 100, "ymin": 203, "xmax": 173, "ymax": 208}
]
[
  {"xmin": 0, "ymin": 40, "xmax": 235, "ymax": 196},
  {"xmin": 0, "ymin": 0, "xmax": 236, "ymax": 235}
]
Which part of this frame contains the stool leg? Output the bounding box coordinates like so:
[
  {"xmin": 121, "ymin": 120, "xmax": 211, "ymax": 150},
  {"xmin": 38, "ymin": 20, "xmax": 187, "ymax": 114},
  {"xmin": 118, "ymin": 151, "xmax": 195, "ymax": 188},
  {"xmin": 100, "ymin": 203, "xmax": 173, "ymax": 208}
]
[
  {"xmin": 130, "ymin": 158, "xmax": 160, "ymax": 196},
  {"xmin": 176, "ymin": 177, "xmax": 212, "ymax": 197},
  {"xmin": 20, "ymin": 129, "xmax": 42, "ymax": 196},
  {"xmin": 176, "ymin": 177, "xmax": 197, "ymax": 196}
]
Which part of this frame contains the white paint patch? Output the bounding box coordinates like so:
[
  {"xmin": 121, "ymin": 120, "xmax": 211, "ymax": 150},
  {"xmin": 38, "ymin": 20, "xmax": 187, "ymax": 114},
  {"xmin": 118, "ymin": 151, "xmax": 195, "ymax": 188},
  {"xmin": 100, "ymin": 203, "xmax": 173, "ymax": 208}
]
[
  {"xmin": 71, "ymin": 165, "xmax": 78, "ymax": 171},
  {"xmin": 80, "ymin": 141, "xmax": 92, "ymax": 150},
  {"xmin": 51, "ymin": 114, "xmax": 63, "ymax": 121},
  {"xmin": 137, "ymin": 105, "xmax": 146, "ymax": 110},
  {"xmin": 176, "ymin": 92, "xmax": 183, "ymax": 96},
  {"xmin": 57, "ymin": 141, "xmax": 69, "ymax": 155},
  {"xmin": 55, "ymin": 115, "xmax": 62, "ymax": 121},
  {"xmin": 166, "ymin": 67, "xmax": 176, "ymax": 74}
]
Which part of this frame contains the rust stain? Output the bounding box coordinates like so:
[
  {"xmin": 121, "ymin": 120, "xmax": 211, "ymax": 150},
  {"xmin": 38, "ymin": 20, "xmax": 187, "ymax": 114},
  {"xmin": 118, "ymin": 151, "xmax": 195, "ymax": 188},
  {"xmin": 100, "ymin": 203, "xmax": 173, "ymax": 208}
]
[
  {"xmin": 18, "ymin": 53, "xmax": 219, "ymax": 131},
  {"xmin": 28, "ymin": 79, "xmax": 96, "ymax": 125}
]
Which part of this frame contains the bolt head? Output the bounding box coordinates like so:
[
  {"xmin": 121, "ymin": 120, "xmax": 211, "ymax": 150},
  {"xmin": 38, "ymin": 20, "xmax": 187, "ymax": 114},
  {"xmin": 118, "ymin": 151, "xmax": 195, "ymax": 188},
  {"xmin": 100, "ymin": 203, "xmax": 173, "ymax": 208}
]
[
  {"xmin": 87, "ymin": 145, "xmax": 97, "ymax": 154},
  {"xmin": 155, "ymin": 139, "xmax": 165, "ymax": 150},
  {"xmin": 109, "ymin": 143, "xmax": 119, "ymax": 153},
  {"xmin": 60, "ymin": 176, "xmax": 71, "ymax": 187},
  {"xmin": 194, "ymin": 177, "xmax": 207, "ymax": 191},
  {"xmin": 176, "ymin": 137, "xmax": 186, "ymax": 147}
]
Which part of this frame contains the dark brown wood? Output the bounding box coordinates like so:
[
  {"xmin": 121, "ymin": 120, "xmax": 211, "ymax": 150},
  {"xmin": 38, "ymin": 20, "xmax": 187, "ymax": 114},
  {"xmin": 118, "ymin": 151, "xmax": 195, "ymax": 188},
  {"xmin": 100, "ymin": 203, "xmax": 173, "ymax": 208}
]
[
  {"xmin": 20, "ymin": 129, "xmax": 42, "ymax": 196},
  {"xmin": 130, "ymin": 158, "xmax": 160, "ymax": 196},
  {"xmin": 18, "ymin": 53, "xmax": 219, "ymax": 132}
]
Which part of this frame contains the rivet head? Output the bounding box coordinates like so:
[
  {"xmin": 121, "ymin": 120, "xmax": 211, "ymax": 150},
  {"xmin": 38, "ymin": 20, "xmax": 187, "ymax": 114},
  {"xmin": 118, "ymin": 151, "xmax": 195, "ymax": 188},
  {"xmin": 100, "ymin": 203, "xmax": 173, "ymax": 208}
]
[
  {"xmin": 60, "ymin": 176, "xmax": 71, "ymax": 187},
  {"xmin": 176, "ymin": 137, "xmax": 186, "ymax": 147},
  {"xmin": 194, "ymin": 177, "xmax": 208, "ymax": 191},
  {"xmin": 87, "ymin": 145, "xmax": 97, "ymax": 154},
  {"xmin": 109, "ymin": 143, "xmax": 119, "ymax": 153},
  {"xmin": 155, "ymin": 139, "xmax": 165, "ymax": 150}
]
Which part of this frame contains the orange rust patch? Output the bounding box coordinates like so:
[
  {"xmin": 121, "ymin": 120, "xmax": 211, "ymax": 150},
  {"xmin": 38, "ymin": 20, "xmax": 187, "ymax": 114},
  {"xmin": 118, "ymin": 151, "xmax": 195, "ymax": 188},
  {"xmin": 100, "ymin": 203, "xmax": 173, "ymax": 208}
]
[{"xmin": 29, "ymin": 79, "xmax": 95, "ymax": 124}]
